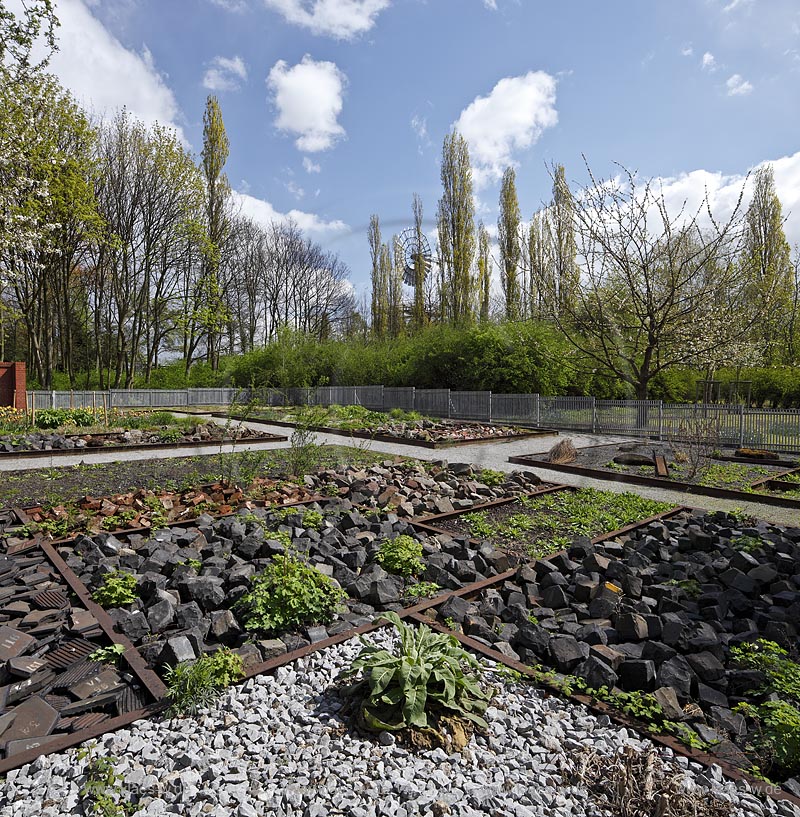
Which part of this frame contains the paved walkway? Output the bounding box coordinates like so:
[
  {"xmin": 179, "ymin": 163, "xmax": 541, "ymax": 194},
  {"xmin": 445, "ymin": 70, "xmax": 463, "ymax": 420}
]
[{"xmin": 0, "ymin": 413, "xmax": 797, "ymax": 527}]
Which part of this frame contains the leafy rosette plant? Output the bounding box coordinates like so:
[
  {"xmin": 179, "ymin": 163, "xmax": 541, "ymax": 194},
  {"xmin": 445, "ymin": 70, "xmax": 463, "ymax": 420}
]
[{"xmin": 341, "ymin": 612, "xmax": 491, "ymax": 734}]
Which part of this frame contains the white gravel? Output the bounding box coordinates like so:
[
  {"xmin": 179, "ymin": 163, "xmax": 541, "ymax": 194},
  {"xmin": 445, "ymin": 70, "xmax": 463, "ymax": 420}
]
[{"xmin": 2, "ymin": 631, "xmax": 798, "ymax": 817}]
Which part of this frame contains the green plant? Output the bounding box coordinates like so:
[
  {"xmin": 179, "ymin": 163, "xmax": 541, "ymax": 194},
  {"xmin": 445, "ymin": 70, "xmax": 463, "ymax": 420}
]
[
  {"xmin": 665, "ymin": 578, "xmax": 702, "ymax": 598},
  {"xmin": 340, "ymin": 612, "xmax": 491, "ymax": 735},
  {"xmin": 477, "ymin": 468, "xmax": 506, "ymax": 487},
  {"xmin": 730, "ymin": 639, "xmax": 800, "ymax": 701},
  {"xmin": 88, "ymin": 644, "xmax": 126, "ymax": 664},
  {"xmin": 443, "ymin": 616, "xmax": 458, "ymax": 631},
  {"xmin": 142, "ymin": 495, "xmax": 169, "ymax": 530},
  {"xmin": 727, "ymin": 506, "xmax": 757, "ymax": 525},
  {"xmin": 376, "ymin": 535, "xmax": 424, "ymax": 577},
  {"xmin": 91, "ymin": 571, "xmax": 138, "ymax": 608},
  {"xmin": 157, "ymin": 428, "xmax": 184, "ymax": 443},
  {"xmin": 403, "ymin": 582, "xmax": 440, "ymax": 601},
  {"xmin": 527, "ymin": 613, "xmax": 539, "ymax": 625},
  {"xmin": 301, "ymin": 509, "xmax": 324, "ymax": 530},
  {"xmin": 235, "ymin": 553, "xmax": 345, "ymax": 634},
  {"xmin": 77, "ymin": 743, "xmax": 134, "ymax": 817},
  {"xmin": 163, "ymin": 647, "xmax": 245, "ymax": 715},
  {"xmin": 735, "ymin": 700, "xmax": 800, "ymax": 777},
  {"xmin": 102, "ymin": 508, "xmax": 137, "ymax": 531},
  {"xmin": 734, "ymin": 535, "xmax": 764, "ymax": 554}
]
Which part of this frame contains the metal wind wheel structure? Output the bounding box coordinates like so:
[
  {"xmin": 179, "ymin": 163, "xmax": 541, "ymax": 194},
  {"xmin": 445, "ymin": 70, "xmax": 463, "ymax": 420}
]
[{"xmin": 398, "ymin": 227, "xmax": 433, "ymax": 287}]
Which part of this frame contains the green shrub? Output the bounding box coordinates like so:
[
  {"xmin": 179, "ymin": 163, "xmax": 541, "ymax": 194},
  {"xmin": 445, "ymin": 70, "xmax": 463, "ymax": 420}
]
[
  {"xmin": 340, "ymin": 611, "xmax": 491, "ymax": 733},
  {"xmin": 35, "ymin": 407, "xmax": 96, "ymax": 429},
  {"xmin": 403, "ymin": 582, "xmax": 440, "ymax": 601},
  {"xmin": 91, "ymin": 571, "xmax": 137, "ymax": 608},
  {"xmin": 164, "ymin": 647, "xmax": 244, "ymax": 715},
  {"xmin": 376, "ymin": 535, "xmax": 424, "ymax": 576},
  {"xmin": 478, "ymin": 469, "xmax": 506, "ymax": 487},
  {"xmin": 235, "ymin": 554, "xmax": 345, "ymax": 634}
]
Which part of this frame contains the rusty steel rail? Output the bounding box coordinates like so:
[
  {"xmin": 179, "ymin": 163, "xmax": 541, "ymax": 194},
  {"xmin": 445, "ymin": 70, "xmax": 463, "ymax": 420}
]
[
  {"xmin": 39, "ymin": 541, "xmax": 168, "ymax": 701},
  {"xmin": 508, "ymin": 454, "xmax": 800, "ymax": 510}
]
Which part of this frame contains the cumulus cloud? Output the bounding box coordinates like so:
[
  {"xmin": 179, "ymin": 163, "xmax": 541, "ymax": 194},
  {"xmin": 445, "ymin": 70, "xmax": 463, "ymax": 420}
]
[
  {"xmin": 629, "ymin": 152, "xmax": 800, "ymax": 248},
  {"xmin": 702, "ymin": 52, "xmax": 717, "ymax": 70},
  {"xmin": 262, "ymin": 0, "xmax": 390, "ymax": 39},
  {"xmin": 234, "ymin": 190, "xmax": 348, "ymax": 236},
  {"xmin": 726, "ymin": 73, "xmax": 753, "ymax": 95},
  {"xmin": 303, "ymin": 157, "xmax": 322, "ymax": 173},
  {"xmin": 267, "ymin": 55, "xmax": 347, "ymax": 152},
  {"xmin": 453, "ymin": 71, "xmax": 558, "ymax": 188},
  {"xmin": 32, "ymin": 0, "xmax": 183, "ymax": 138},
  {"xmin": 203, "ymin": 55, "xmax": 248, "ymax": 91}
]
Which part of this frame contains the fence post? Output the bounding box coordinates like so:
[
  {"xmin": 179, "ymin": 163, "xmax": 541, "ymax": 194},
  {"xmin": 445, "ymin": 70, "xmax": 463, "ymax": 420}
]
[
  {"xmin": 108, "ymin": 390, "xmax": 113, "ymax": 410},
  {"xmin": 591, "ymin": 396, "xmax": 597, "ymax": 434},
  {"xmin": 535, "ymin": 394, "xmax": 540, "ymax": 428},
  {"xmin": 488, "ymin": 391, "xmax": 492, "ymax": 424},
  {"xmin": 51, "ymin": 390, "xmax": 56, "ymax": 409},
  {"xmin": 411, "ymin": 387, "xmax": 416, "ymax": 412},
  {"xmin": 658, "ymin": 401, "xmax": 663, "ymax": 441},
  {"xmin": 738, "ymin": 404, "xmax": 745, "ymax": 448},
  {"xmin": 447, "ymin": 390, "xmax": 451, "ymax": 420}
]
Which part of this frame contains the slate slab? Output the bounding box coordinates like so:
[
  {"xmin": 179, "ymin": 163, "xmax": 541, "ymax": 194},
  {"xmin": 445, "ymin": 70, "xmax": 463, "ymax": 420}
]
[
  {"xmin": 1, "ymin": 696, "xmax": 58, "ymax": 743},
  {"xmin": 0, "ymin": 625, "xmax": 35, "ymax": 661}
]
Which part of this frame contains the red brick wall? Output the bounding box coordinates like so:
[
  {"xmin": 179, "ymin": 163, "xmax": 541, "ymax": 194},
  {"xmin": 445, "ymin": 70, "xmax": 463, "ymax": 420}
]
[{"xmin": 0, "ymin": 363, "xmax": 26, "ymax": 410}]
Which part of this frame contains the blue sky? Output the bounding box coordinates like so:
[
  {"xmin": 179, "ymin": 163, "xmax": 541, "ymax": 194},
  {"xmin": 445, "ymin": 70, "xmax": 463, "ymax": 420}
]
[{"xmin": 38, "ymin": 0, "xmax": 800, "ymax": 294}]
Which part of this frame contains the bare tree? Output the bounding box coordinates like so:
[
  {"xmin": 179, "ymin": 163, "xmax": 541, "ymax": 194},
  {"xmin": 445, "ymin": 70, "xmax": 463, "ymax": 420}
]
[{"xmin": 557, "ymin": 163, "xmax": 757, "ymax": 400}]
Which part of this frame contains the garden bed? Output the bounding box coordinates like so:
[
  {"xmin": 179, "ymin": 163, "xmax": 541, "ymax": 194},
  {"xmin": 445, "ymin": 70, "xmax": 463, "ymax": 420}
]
[
  {"xmin": 6, "ymin": 629, "xmax": 794, "ymax": 817},
  {"xmin": 426, "ymin": 507, "xmax": 800, "ymax": 790},
  {"xmin": 218, "ymin": 405, "xmax": 555, "ymax": 448},
  {"xmin": 510, "ymin": 441, "xmax": 800, "ymax": 509},
  {"xmin": 413, "ymin": 487, "xmax": 678, "ymax": 560}
]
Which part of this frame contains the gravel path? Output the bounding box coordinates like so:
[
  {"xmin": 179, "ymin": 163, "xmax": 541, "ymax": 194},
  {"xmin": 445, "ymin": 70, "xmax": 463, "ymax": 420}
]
[
  {"xmin": 3, "ymin": 630, "xmax": 796, "ymax": 817},
  {"xmin": 0, "ymin": 410, "xmax": 796, "ymax": 526}
]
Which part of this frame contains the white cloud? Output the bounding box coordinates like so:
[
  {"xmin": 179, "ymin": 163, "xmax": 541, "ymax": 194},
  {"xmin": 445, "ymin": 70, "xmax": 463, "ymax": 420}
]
[
  {"xmin": 203, "ymin": 55, "xmax": 248, "ymax": 92},
  {"xmin": 267, "ymin": 55, "xmax": 347, "ymax": 152},
  {"xmin": 234, "ymin": 190, "xmax": 349, "ymax": 236},
  {"xmin": 645, "ymin": 152, "xmax": 800, "ymax": 248},
  {"xmin": 286, "ymin": 179, "xmax": 305, "ymax": 199},
  {"xmin": 681, "ymin": 45, "xmax": 694, "ymax": 57},
  {"xmin": 210, "ymin": 0, "xmax": 248, "ymax": 10},
  {"xmin": 453, "ymin": 71, "xmax": 558, "ymax": 188},
  {"xmin": 410, "ymin": 114, "xmax": 431, "ymax": 154},
  {"xmin": 33, "ymin": 0, "xmax": 184, "ymax": 138},
  {"xmin": 262, "ymin": 0, "xmax": 390, "ymax": 39},
  {"xmin": 702, "ymin": 52, "xmax": 717, "ymax": 70},
  {"xmin": 723, "ymin": 0, "xmax": 753, "ymax": 12},
  {"xmin": 726, "ymin": 73, "xmax": 753, "ymax": 95},
  {"xmin": 303, "ymin": 157, "xmax": 322, "ymax": 173},
  {"xmin": 483, "ymin": 0, "xmax": 498, "ymax": 8}
]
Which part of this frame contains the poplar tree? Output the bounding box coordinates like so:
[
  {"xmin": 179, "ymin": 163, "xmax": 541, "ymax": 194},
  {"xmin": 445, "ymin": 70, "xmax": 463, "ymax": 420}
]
[
  {"xmin": 527, "ymin": 209, "xmax": 551, "ymax": 319},
  {"xmin": 742, "ymin": 165, "xmax": 793, "ymax": 363},
  {"xmin": 200, "ymin": 95, "xmax": 231, "ymax": 370},
  {"xmin": 549, "ymin": 165, "xmax": 578, "ymax": 315},
  {"xmin": 498, "ymin": 167, "xmax": 521, "ymax": 321},
  {"xmin": 437, "ymin": 132, "xmax": 475, "ymax": 325},
  {"xmin": 411, "ymin": 194, "xmax": 427, "ymax": 331},
  {"xmin": 477, "ymin": 222, "xmax": 492, "ymax": 323},
  {"xmin": 386, "ymin": 239, "xmax": 404, "ymax": 338},
  {"xmin": 368, "ymin": 214, "xmax": 388, "ymax": 336}
]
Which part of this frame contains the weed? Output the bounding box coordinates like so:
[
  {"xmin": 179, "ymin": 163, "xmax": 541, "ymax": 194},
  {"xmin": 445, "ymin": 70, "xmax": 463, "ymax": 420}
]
[
  {"xmin": 730, "ymin": 639, "xmax": 800, "ymax": 700},
  {"xmin": 734, "ymin": 535, "xmax": 763, "ymax": 554},
  {"xmin": 376, "ymin": 535, "xmax": 424, "ymax": 577},
  {"xmin": 665, "ymin": 578, "xmax": 702, "ymax": 598},
  {"xmin": 235, "ymin": 553, "xmax": 345, "ymax": 634},
  {"xmin": 88, "ymin": 644, "xmax": 126, "ymax": 665},
  {"xmin": 403, "ymin": 582, "xmax": 441, "ymax": 601},
  {"xmin": 91, "ymin": 571, "xmax": 138, "ymax": 608},
  {"xmin": 164, "ymin": 647, "xmax": 244, "ymax": 715},
  {"xmin": 478, "ymin": 468, "xmax": 506, "ymax": 487},
  {"xmin": 77, "ymin": 742, "xmax": 134, "ymax": 817}
]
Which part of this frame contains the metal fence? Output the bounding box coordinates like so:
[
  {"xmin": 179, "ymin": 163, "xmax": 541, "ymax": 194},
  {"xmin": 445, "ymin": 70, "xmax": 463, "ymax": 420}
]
[{"xmin": 24, "ymin": 387, "xmax": 800, "ymax": 452}]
